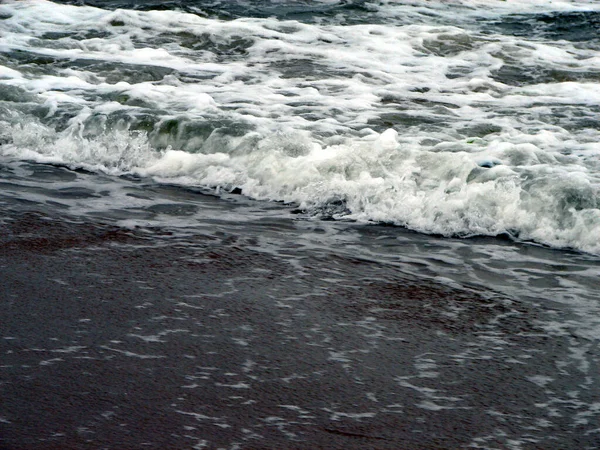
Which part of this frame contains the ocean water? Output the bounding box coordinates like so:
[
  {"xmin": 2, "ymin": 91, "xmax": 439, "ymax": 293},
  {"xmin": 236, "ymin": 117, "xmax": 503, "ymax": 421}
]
[
  {"xmin": 2, "ymin": 0, "xmax": 600, "ymax": 252},
  {"xmin": 1, "ymin": 1, "xmax": 600, "ymax": 449}
]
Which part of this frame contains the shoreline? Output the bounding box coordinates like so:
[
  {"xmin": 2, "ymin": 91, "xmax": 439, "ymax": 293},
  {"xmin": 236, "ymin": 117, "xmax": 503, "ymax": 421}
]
[{"xmin": 2, "ymin": 209, "xmax": 597, "ymax": 449}]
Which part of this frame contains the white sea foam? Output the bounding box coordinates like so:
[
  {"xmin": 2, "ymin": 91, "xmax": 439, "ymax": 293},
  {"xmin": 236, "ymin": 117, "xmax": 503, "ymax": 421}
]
[{"xmin": 0, "ymin": 0, "xmax": 599, "ymax": 253}]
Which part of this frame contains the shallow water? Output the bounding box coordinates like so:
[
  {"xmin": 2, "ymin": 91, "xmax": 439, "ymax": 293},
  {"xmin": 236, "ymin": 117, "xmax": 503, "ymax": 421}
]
[{"xmin": 1, "ymin": 161, "xmax": 600, "ymax": 449}]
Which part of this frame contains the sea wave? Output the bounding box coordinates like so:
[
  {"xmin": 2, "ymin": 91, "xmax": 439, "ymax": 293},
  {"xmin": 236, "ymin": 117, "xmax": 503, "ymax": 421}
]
[{"xmin": 0, "ymin": 0, "xmax": 599, "ymax": 253}]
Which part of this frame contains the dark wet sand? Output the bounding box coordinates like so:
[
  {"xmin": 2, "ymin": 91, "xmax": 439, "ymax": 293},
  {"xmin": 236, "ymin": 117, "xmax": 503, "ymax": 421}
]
[{"xmin": 1, "ymin": 211, "xmax": 597, "ymax": 449}]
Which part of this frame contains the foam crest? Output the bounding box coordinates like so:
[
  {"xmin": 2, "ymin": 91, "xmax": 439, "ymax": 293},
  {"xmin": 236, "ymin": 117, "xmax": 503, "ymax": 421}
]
[
  {"xmin": 0, "ymin": 118, "xmax": 157, "ymax": 174},
  {"xmin": 135, "ymin": 128, "xmax": 598, "ymax": 253}
]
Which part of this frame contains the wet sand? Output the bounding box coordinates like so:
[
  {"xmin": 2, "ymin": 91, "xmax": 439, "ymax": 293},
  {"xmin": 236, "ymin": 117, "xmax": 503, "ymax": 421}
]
[{"xmin": 1, "ymin": 210, "xmax": 598, "ymax": 449}]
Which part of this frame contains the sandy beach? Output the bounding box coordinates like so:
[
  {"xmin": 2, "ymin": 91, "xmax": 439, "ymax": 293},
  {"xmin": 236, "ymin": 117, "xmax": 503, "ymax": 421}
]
[{"xmin": 2, "ymin": 207, "xmax": 597, "ymax": 449}]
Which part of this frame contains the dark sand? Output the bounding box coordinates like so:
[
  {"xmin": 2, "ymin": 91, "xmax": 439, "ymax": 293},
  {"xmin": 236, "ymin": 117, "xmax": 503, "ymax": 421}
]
[{"xmin": 1, "ymin": 210, "xmax": 597, "ymax": 449}]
